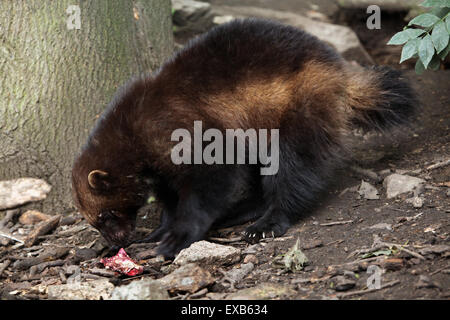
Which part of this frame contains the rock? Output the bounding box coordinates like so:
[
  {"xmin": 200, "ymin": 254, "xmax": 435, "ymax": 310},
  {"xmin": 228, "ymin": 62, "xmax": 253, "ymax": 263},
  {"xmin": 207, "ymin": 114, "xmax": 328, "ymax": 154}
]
[
  {"xmin": 19, "ymin": 210, "xmax": 51, "ymax": 225},
  {"xmin": 243, "ymin": 254, "xmax": 259, "ymax": 265},
  {"xmin": 383, "ymin": 174, "xmax": 425, "ymax": 199},
  {"xmin": 173, "ymin": 240, "xmax": 241, "ymax": 266},
  {"xmin": 226, "ymin": 283, "xmax": 296, "ymax": 300},
  {"xmin": 47, "ymin": 279, "xmax": 114, "ymax": 300},
  {"xmin": 366, "ymin": 222, "xmax": 392, "ymax": 231},
  {"xmin": 109, "ymin": 278, "xmax": 169, "ymax": 300},
  {"xmin": 172, "ymin": 0, "xmax": 213, "ymax": 33},
  {"xmin": 243, "ymin": 244, "xmax": 261, "ymax": 254},
  {"xmin": 358, "ymin": 180, "xmax": 380, "ymax": 200},
  {"xmin": 224, "ymin": 263, "xmax": 254, "ymax": 284},
  {"xmin": 211, "ymin": 5, "xmax": 374, "ymax": 65},
  {"xmin": 158, "ymin": 263, "xmax": 215, "ymax": 293},
  {"xmin": 0, "ymin": 178, "xmax": 51, "ymax": 210},
  {"xmin": 333, "ymin": 276, "xmax": 356, "ymax": 291},
  {"xmin": 406, "ymin": 196, "xmax": 424, "ymax": 208}
]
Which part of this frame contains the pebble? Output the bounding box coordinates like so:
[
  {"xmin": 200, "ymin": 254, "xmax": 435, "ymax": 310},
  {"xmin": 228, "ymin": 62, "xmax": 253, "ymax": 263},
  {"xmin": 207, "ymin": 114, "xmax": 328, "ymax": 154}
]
[
  {"xmin": 383, "ymin": 174, "xmax": 425, "ymax": 199},
  {"xmin": 173, "ymin": 240, "xmax": 241, "ymax": 266},
  {"xmin": 358, "ymin": 180, "xmax": 380, "ymax": 200},
  {"xmin": 109, "ymin": 278, "xmax": 169, "ymax": 300},
  {"xmin": 47, "ymin": 279, "xmax": 114, "ymax": 300},
  {"xmin": 333, "ymin": 276, "xmax": 356, "ymax": 291},
  {"xmin": 158, "ymin": 263, "xmax": 215, "ymax": 293},
  {"xmin": 243, "ymin": 254, "xmax": 259, "ymax": 265}
]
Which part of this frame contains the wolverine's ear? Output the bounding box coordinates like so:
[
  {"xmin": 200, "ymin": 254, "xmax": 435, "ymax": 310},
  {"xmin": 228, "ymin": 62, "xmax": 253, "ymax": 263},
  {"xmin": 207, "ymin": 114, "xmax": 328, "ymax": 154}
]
[{"xmin": 88, "ymin": 170, "xmax": 110, "ymax": 190}]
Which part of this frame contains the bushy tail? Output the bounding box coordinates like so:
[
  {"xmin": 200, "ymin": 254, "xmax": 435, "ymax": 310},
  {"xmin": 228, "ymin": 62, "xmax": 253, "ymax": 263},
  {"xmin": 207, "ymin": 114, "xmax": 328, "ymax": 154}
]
[{"xmin": 345, "ymin": 65, "xmax": 419, "ymax": 131}]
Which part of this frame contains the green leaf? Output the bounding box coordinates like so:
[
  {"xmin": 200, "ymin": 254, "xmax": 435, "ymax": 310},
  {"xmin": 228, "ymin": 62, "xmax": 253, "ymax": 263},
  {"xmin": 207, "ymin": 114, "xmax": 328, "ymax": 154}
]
[
  {"xmin": 446, "ymin": 16, "xmax": 450, "ymax": 33},
  {"xmin": 432, "ymin": 21, "xmax": 450, "ymax": 53},
  {"xmin": 419, "ymin": 34, "xmax": 436, "ymax": 67},
  {"xmin": 408, "ymin": 13, "xmax": 441, "ymax": 27},
  {"xmin": 388, "ymin": 29, "xmax": 426, "ymax": 45},
  {"xmin": 400, "ymin": 38, "xmax": 420, "ymax": 63},
  {"xmin": 429, "ymin": 54, "xmax": 442, "ymax": 70},
  {"xmin": 438, "ymin": 42, "xmax": 450, "ymax": 60},
  {"xmin": 421, "ymin": 0, "xmax": 450, "ymax": 7},
  {"xmin": 415, "ymin": 59, "xmax": 426, "ymax": 74}
]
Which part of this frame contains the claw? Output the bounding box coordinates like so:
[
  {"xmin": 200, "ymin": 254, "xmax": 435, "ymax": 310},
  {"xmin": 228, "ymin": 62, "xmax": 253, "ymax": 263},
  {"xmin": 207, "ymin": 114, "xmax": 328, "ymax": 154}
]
[
  {"xmin": 271, "ymin": 231, "xmax": 275, "ymax": 238},
  {"xmin": 262, "ymin": 232, "xmax": 266, "ymax": 239}
]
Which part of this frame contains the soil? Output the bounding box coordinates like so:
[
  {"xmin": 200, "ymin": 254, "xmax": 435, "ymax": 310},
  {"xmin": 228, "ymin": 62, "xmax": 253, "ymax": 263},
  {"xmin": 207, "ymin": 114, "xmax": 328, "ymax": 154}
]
[{"xmin": 0, "ymin": 0, "xmax": 448, "ymax": 300}]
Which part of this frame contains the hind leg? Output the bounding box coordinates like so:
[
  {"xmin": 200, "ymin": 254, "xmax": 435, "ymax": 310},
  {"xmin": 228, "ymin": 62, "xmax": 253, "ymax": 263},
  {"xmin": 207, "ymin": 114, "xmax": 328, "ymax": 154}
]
[{"xmin": 244, "ymin": 145, "xmax": 331, "ymax": 243}]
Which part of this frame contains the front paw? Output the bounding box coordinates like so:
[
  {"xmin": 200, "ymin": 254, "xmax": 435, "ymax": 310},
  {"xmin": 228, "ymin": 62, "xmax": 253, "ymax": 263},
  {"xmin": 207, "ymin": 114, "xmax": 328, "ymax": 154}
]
[
  {"xmin": 156, "ymin": 230, "xmax": 185, "ymax": 259},
  {"xmin": 243, "ymin": 219, "xmax": 288, "ymax": 244}
]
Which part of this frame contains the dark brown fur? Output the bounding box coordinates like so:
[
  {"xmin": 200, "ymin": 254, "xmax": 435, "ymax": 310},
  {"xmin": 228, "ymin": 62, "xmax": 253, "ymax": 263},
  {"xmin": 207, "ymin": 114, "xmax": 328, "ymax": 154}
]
[{"xmin": 72, "ymin": 19, "xmax": 417, "ymax": 258}]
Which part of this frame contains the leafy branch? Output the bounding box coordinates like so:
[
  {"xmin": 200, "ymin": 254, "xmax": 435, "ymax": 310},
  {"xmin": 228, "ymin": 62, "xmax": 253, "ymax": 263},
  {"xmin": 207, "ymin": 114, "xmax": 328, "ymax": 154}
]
[{"xmin": 388, "ymin": 0, "xmax": 450, "ymax": 74}]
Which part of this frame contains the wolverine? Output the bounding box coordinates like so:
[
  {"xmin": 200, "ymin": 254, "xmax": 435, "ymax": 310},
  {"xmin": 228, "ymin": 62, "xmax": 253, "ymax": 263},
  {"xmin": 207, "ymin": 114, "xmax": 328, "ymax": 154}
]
[{"xmin": 72, "ymin": 19, "xmax": 417, "ymax": 259}]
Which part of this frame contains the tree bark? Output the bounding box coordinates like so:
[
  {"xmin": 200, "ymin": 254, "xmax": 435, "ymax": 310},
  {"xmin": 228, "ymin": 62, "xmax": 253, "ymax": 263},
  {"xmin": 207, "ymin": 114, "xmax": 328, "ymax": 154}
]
[{"xmin": 0, "ymin": 0, "xmax": 174, "ymax": 213}]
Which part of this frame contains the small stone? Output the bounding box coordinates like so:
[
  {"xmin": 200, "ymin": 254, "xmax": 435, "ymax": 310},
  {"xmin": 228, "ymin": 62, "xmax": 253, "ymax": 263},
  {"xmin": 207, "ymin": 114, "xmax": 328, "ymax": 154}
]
[
  {"xmin": 243, "ymin": 254, "xmax": 259, "ymax": 265},
  {"xmin": 173, "ymin": 240, "xmax": 241, "ymax": 266},
  {"xmin": 158, "ymin": 263, "xmax": 215, "ymax": 293},
  {"xmin": 0, "ymin": 178, "xmax": 51, "ymax": 210},
  {"xmin": 358, "ymin": 180, "xmax": 380, "ymax": 200},
  {"xmin": 224, "ymin": 263, "xmax": 254, "ymax": 284},
  {"xmin": 333, "ymin": 276, "xmax": 356, "ymax": 291},
  {"xmin": 109, "ymin": 278, "xmax": 169, "ymax": 300},
  {"xmin": 47, "ymin": 279, "xmax": 114, "ymax": 300},
  {"xmin": 383, "ymin": 174, "xmax": 425, "ymax": 199},
  {"xmin": 172, "ymin": 0, "xmax": 213, "ymax": 32},
  {"xmin": 226, "ymin": 283, "xmax": 296, "ymax": 300},
  {"xmin": 406, "ymin": 196, "xmax": 424, "ymax": 208},
  {"xmin": 366, "ymin": 222, "xmax": 392, "ymax": 231},
  {"xmin": 19, "ymin": 210, "xmax": 51, "ymax": 225}
]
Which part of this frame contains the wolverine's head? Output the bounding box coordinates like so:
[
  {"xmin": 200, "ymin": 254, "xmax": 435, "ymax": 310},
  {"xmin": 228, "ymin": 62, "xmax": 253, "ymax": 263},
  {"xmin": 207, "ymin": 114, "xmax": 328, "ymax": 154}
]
[{"xmin": 71, "ymin": 153, "xmax": 149, "ymax": 248}]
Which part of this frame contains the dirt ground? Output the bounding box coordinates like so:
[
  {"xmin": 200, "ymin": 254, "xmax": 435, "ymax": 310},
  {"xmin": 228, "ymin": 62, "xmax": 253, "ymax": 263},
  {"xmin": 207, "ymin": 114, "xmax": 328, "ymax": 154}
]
[{"xmin": 0, "ymin": 1, "xmax": 448, "ymax": 300}]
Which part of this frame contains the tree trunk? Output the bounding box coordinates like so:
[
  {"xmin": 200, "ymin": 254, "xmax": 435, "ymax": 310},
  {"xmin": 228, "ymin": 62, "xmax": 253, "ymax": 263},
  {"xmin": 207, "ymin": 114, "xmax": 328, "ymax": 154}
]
[{"xmin": 0, "ymin": 0, "xmax": 174, "ymax": 213}]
